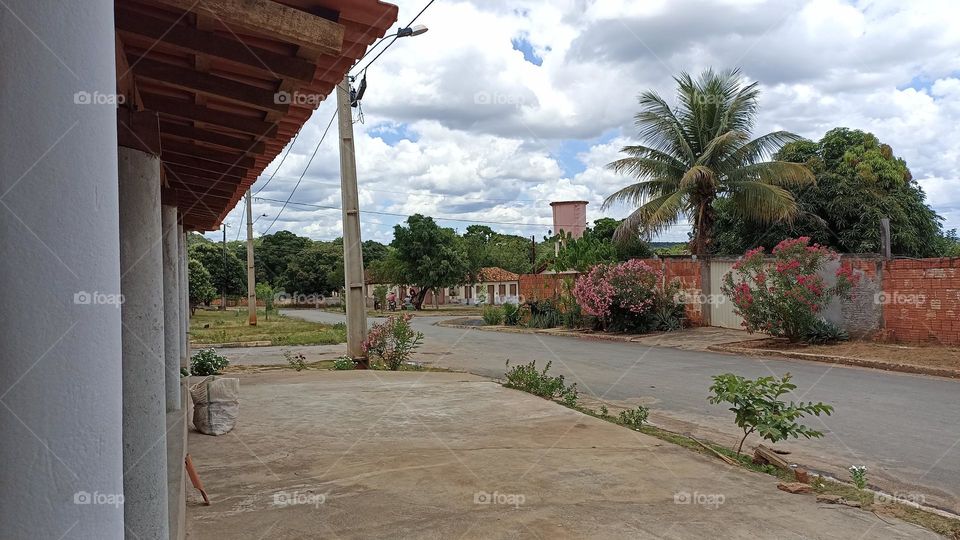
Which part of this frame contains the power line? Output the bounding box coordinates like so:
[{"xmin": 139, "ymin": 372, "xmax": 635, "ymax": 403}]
[
  {"xmin": 259, "ymin": 111, "xmax": 337, "ymax": 235},
  {"xmin": 254, "ymin": 131, "xmax": 300, "ymax": 195},
  {"xmin": 260, "ymin": 0, "xmax": 438, "ymax": 236},
  {"xmin": 257, "ymin": 174, "xmax": 548, "ymax": 204},
  {"xmin": 254, "ymin": 196, "xmax": 552, "ymax": 229},
  {"xmin": 352, "ymin": 0, "xmax": 436, "ymax": 76}
]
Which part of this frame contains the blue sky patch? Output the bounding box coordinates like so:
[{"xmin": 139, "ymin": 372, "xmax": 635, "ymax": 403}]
[{"xmin": 511, "ymin": 36, "xmax": 543, "ymax": 66}]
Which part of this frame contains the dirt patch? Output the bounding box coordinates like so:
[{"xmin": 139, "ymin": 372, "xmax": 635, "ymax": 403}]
[
  {"xmin": 710, "ymin": 338, "xmax": 960, "ymax": 378},
  {"xmin": 735, "ymin": 339, "xmax": 960, "ymax": 371}
]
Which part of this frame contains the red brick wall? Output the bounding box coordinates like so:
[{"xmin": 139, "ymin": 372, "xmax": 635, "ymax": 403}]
[
  {"xmin": 881, "ymin": 258, "xmax": 960, "ymax": 345},
  {"xmin": 518, "ymin": 258, "xmax": 706, "ymax": 326},
  {"xmin": 519, "ymin": 273, "xmax": 578, "ymax": 302},
  {"xmin": 659, "ymin": 258, "xmax": 705, "ymax": 326}
]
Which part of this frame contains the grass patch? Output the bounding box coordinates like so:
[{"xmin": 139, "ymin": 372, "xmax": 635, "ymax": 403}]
[
  {"xmin": 190, "ymin": 309, "xmax": 346, "ymax": 346},
  {"xmin": 222, "ymin": 358, "xmax": 450, "ymax": 374}
]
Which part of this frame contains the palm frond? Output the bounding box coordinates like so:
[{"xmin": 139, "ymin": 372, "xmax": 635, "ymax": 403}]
[
  {"xmin": 726, "ymin": 161, "xmax": 815, "ymax": 188},
  {"xmin": 602, "ymin": 177, "xmax": 679, "ymax": 209},
  {"xmin": 636, "ymin": 91, "xmax": 695, "ymax": 162},
  {"xmin": 725, "ymin": 181, "xmax": 799, "ymax": 223},
  {"xmin": 678, "ymin": 165, "xmax": 715, "ymax": 190},
  {"xmin": 613, "ymin": 190, "xmax": 689, "ymax": 241},
  {"xmin": 720, "ymin": 131, "xmax": 807, "ymax": 169},
  {"xmin": 605, "ymin": 144, "xmax": 688, "ymax": 179}
]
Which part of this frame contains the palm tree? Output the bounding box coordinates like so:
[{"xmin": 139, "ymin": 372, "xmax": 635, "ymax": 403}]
[{"xmin": 604, "ymin": 68, "xmax": 814, "ymax": 255}]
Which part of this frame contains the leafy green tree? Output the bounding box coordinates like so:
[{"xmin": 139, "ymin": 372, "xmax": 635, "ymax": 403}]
[
  {"xmin": 361, "ymin": 240, "xmax": 390, "ymax": 266},
  {"xmin": 390, "ymin": 214, "xmax": 469, "ymax": 309},
  {"xmin": 604, "ymin": 68, "xmax": 814, "ymax": 255},
  {"xmin": 255, "ymin": 282, "xmax": 274, "ymax": 321},
  {"xmin": 257, "ymin": 230, "xmax": 310, "ymax": 285},
  {"xmin": 282, "ymin": 242, "xmax": 343, "ymax": 295},
  {"xmin": 187, "ymin": 258, "xmax": 216, "ymax": 313},
  {"xmin": 460, "ymin": 225, "xmax": 533, "ymax": 277},
  {"xmin": 188, "ymin": 242, "xmax": 245, "ymax": 297},
  {"xmin": 711, "ymin": 128, "xmax": 946, "ymax": 256}
]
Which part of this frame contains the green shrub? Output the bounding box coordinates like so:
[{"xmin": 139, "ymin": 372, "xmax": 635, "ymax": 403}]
[
  {"xmin": 501, "ymin": 302, "xmax": 521, "ymax": 326},
  {"xmin": 190, "ymin": 348, "xmax": 229, "ymax": 375},
  {"xmin": 482, "ymin": 305, "xmax": 504, "ymax": 325},
  {"xmin": 503, "ymin": 360, "xmax": 577, "ymax": 405},
  {"xmin": 283, "ymin": 350, "xmax": 306, "ymax": 371},
  {"xmin": 708, "ymin": 373, "xmax": 834, "ymax": 455},
  {"xmin": 618, "ymin": 406, "xmax": 649, "ymax": 429},
  {"xmin": 362, "ymin": 314, "xmax": 424, "ymax": 370},
  {"xmin": 332, "ymin": 356, "xmax": 355, "ymax": 370},
  {"xmin": 722, "ymin": 237, "xmax": 858, "ymax": 342},
  {"xmin": 804, "ymin": 319, "xmax": 849, "ymax": 344},
  {"xmin": 526, "ymin": 299, "xmax": 560, "ymax": 328}
]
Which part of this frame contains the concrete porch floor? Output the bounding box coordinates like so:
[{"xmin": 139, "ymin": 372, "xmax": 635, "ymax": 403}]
[{"xmin": 185, "ymin": 371, "xmax": 934, "ymax": 539}]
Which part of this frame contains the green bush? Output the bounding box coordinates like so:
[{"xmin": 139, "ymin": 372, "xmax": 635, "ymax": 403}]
[
  {"xmin": 332, "ymin": 356, "xmax": 355, "ymax": 370},
  {"xmin": 482, "ymin": 305, "xmax": 504, "ymax": 325},
  {"xmin": 526, "ymin": 299, "xmax": 560, "ymax": 329},
  {"xmin": 708, "ymin": 373, "xmax": 833, "ymax": 455},
  {"xmin": 190, "ymin": 348, "xmax": 229, "ymax": 376},
  {"xmin": 503, "ymin": 360, "xmax": 577, "ymax": 405},
  {"xmin": 362, "ymin": 314, "xmax": 424, "ymax": 370},
  {"xmin": 283, "ymin": 350, "xmax": 306, "ymax": 371},
  {"xmin": 804, "ymin": 319, "xmax": 849, "ymax": 344},
  {"xmin": 501, "ymin": 302, "xmax": 521, "ymax": 326},
  {"xmin": 618, "ymin": 406, "xmax": 649, "ymax": 429}
]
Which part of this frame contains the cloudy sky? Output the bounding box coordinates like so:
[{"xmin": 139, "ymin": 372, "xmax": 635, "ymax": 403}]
[{"xmin": 211, "ymin": 0, "xmax": 960, "ymax": 245}]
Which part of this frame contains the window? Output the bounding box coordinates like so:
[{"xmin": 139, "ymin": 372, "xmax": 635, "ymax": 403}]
[
  {"xmin": 499, "ymin": 284, "xmax": 506, "ymax": 296},
  {"xmin": 509, "ymin": 283, "xmax": 517, "ymax": 296}
]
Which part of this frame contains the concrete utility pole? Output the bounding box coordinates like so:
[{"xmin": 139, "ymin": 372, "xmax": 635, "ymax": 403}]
[
  {"xmin": 336, "ymin": 74, "xmax": 367, "ymax": 365},
  {"xmin": 220, "ymin": 223, "xmax": 227, "ymax": 310},
  {"xmin": 245, "ymin": 190, "xmax": 257, "ymax": 325}
]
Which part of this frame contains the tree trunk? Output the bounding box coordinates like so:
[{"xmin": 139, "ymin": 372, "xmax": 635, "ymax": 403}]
[
  {"xmin": 691, "ymin": 195, "xmax": 717, "ymax": 256},
  {"xmin": 413, "ymin": 288, "xmax": 428, "ymax": 310}
]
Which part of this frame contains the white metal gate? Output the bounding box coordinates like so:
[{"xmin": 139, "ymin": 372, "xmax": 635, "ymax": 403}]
[{"xmin": 708, "ymin": 260, "xmax": 744, "ymax": 329}]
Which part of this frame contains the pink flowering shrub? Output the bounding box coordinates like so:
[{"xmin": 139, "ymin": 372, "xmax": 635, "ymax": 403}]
[
  {"xmin": 572, "ymin": 259, "xmax": 664, "ymax": 332},
  {"xmin": 362, "ymin": 314, "xmax": 424, "ymax": 370},
  {"xmin": 722, "ymin": 237, "xmax": 859, "ymax": 342}
]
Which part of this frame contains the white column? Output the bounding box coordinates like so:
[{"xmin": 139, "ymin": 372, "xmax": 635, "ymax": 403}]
[
  {"xmin": 180, "ymin": 227, "xmax": 189, "ymax": 367},
  {"xmin": 162, "ymin": 206, "xmax": 181, "ymax": 411},
  {"xmin": 119, "ymin": 147, "xmax": 170, "ymax": 540},
  {"xmin": 0, "ymin": 1, "xmax": 124, "ymax": 538}
]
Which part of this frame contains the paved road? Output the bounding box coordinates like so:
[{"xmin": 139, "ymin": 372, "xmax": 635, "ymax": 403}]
[{"xmin": 283, "ymin": 309, "xmax": 960, "ymax": 513}]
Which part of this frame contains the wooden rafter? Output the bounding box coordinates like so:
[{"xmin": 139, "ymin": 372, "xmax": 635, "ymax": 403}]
[
  {"xmin": 151, "ymin": 0, "xmax": 344, "ymax": 55},
  {"xmin": 116, "ymin": 7, "xmax": 317, "ymax": 82}
]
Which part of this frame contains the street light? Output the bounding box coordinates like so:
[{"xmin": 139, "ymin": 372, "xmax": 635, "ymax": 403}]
[
  {"xmin": 252, "ymin": 213, "xmax": 268, "ymax": 226},
  {"xmin": 338, "ymin": 23, "xmax": 428, "ymax": 365}
]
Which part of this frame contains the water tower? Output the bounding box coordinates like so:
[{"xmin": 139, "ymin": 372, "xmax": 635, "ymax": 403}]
[{"xmin": 550, "ymin": 200, "xmax": 588, "ymax": 239}]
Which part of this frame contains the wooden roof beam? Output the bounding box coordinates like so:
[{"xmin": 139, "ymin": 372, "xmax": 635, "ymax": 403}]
[
  {"xmin": 132, "ymin": 57, "xmax": 288, "ymax": 113},
  {"xmin": 116, "ymin": 7, "xmax": 317, "ymax": 83},
  {"xmin": 160, "ymin": 120, "xmax": 267, "ymax": 154},
  {"xmin": 151, "ymin": 0, "xmax": 344, "ymax": 56},
  {"xmin": 141, "ymin": 93, "xmax": 278, "ymax": 138}
]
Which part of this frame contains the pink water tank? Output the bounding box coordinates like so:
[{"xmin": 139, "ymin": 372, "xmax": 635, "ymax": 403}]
[{"xmin": 550, "ymin": 200, "xmax": 588, "ymax": 239}]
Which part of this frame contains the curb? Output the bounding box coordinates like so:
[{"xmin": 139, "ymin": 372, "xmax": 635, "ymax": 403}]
[
  {"xmin": 190, "ymin": 340, "xmax": 273, "ymax": 349},
  {"xmin": 434, "ymin": 321, "xmax": 643, "ymax": 343},
  {"xmin": 707, "ymin": 344, "xmax": 960, "ymax": 380}
]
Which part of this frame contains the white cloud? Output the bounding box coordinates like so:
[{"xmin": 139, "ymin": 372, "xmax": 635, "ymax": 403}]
[{"xmin": 211, "ymin": 0, "xmax": 960, "ymax": 247}]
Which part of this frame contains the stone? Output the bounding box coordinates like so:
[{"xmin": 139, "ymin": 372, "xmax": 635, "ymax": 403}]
[
  {"xmin": 817, "ymin": 494, "xmax": 843, "ymax": 504},
  {"xmin": 795, "ymin": 468, "xmax": 810, "ymax": 483},
  {"xmin": 778, "ymin": 482, "xmax": 813, "ymax": 494}
]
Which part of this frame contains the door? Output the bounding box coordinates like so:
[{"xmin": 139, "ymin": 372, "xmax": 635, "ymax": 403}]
[
  {"xmin": 488, "ymin": 284, "xmax": 495, "ymax": 304},
  {"xmin": 708, "ymin": 260, "xmax": 743, "ymax": 329}
]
